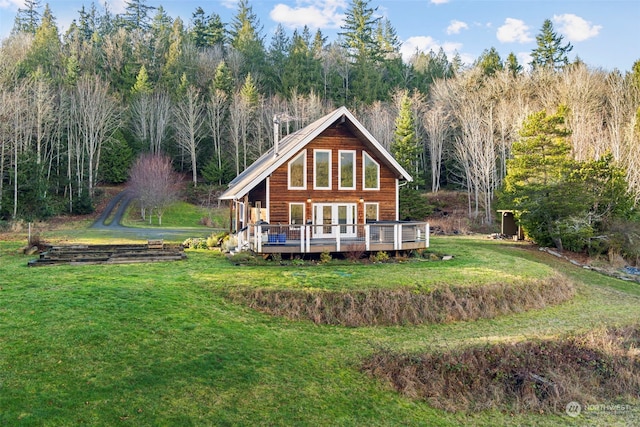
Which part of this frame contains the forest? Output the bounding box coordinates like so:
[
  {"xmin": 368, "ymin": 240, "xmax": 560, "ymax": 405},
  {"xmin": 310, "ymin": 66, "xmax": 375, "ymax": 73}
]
[{"xmin": 1, "ymin": 0, "xmax": 639, "ymax": 255}]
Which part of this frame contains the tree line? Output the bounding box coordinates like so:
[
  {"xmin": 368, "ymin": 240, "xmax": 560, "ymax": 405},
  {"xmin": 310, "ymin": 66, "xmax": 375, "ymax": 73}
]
[{"xmin": 1, "ymin": 0, "xmax": 639, "ymax": 236}]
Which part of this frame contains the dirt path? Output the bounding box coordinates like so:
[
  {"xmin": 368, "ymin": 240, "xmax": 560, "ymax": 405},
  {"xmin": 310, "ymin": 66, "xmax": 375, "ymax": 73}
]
[{"xmin": 90, "ymin": 191, "xmax": 209, "ymax": 241}]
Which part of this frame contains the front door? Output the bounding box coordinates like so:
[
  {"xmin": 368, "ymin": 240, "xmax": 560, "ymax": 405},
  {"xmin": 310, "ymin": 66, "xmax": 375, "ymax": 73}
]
[{"xmin": 313, "ymin": 204, "xmax": 357, "ymax": 238}]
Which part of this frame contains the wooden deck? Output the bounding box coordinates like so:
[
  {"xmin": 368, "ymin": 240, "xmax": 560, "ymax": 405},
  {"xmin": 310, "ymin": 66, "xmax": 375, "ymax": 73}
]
[{"xmin": 237, "ymin": 222, "xmax": 429, "ymax": 254}]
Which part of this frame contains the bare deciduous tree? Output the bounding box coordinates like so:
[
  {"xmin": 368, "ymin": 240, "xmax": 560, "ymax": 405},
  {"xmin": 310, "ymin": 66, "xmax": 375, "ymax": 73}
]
[
  {"xmin": 423, "ymin": 105, "xmax": 449, "ymax": 192},
  {"xmin": 128, "ymin": 153, "xmax": 181, "ymax": 225},
  {"xmin": 173, "ymin": 84, "xmax": 205, "ymax": 186},
  {"xmin": 131, "ymin": 90, "xmax": 171, "ymax": 154},
  {"xmin": 206, "ymin": 87, "xmax": 229, "ymax": 184},
  {"xmin": 72, "ymin": 74, "xmax": 120, "ymax": 198}
]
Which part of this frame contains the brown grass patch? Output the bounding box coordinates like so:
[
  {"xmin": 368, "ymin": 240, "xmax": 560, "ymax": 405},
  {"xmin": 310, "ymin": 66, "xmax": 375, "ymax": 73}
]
[
  {"xmin": 227, "ymin": 273, "xmax": 575, "ymax": 327},
  {"xmin": 362, "ymin": 325, "xmax": 640, "ymax": 413}
]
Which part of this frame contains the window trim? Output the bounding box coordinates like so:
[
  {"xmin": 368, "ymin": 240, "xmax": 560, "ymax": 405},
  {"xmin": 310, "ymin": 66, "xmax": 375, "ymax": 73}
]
[
  {"xmin": 288, "ymin": 150, "xmax": 307, "ymax": 190},
  {"xmin": 362, "ymin": 151, "xmax": 380, "ymax": 190},
  {"xmin": 338, "ymin": 150, "xmax": 356, "ymax": 190},
  {"xmin": 313, "ymin": 149, "xmax": 332, "ymax": 190}
]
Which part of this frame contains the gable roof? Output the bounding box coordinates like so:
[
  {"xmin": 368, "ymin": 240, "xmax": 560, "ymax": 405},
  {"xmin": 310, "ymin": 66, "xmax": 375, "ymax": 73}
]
[{"xmin": 219, "ymin": 106, "xmax": 412, "ymax": 200}]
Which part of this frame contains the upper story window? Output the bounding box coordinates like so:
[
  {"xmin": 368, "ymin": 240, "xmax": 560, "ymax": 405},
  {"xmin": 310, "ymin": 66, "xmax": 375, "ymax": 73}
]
[
  {"xmin": 314, "ymin": 150, "xmax": 331, "ymax": 190},
  {"xmin": 363, "ymin": 152, "xmax": 380, "ymax": 190},
  {"xmin": 288, "ymin": 150, "xmax": 307, "ymax": 189},
  {"xmin": 339, "ymin": 150, "xmax": 355, "ymax": 190}
]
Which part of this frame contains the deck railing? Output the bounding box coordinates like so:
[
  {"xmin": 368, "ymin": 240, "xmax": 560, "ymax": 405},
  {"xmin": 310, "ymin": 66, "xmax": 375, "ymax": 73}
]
[{"xmin": 237, "ymin": 222, "xmax": 429, "ymax": 254}]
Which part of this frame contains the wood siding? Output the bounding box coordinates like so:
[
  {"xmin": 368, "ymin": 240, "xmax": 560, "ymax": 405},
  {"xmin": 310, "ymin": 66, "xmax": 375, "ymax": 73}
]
[{"xmin": 267, "ymin": 123, "xmax": 398, "ymax": 224}]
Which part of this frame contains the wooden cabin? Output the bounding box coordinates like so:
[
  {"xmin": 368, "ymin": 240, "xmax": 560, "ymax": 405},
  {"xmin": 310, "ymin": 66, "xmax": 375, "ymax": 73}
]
[{"xmin": 219, "ymin": 106, "xmax": 429, "ymax": 255}]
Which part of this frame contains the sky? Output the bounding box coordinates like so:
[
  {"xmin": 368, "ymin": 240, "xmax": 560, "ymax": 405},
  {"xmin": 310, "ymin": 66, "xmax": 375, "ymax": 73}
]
[{"xmin": 0, "ymin": 0, "xmax": 638, "ymax": 72}]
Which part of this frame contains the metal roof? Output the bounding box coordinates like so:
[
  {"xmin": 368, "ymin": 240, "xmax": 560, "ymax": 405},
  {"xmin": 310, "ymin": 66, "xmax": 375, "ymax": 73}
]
[{"xmin": 219, "ymin": 106, "xmax": 412, "ymax": 200}]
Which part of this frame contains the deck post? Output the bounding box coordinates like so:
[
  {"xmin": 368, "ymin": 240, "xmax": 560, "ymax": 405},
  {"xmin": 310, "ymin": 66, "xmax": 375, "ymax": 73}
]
[
  {"xmin": 336, "ymin": 226, "xmax": 341, "ymax": 252},
  {"xmin": 365, "ymin": 224, "xmax": 370, "ymax": 251},
  {"xmin": 256, "ymin": 224, "xmax": 262, "ymax": 253},
  {"xmin": 306, "ymin": 225, "xmax": 311, "ymax": 252},
  {"xmin": 300, "ymin": 226, "xmax": 305, "ymax": 253},
  {"xmin": 394, "ymin": 223, "xmax": 400, "ymax": 250},
  {"xmin": 426, "ymin": 223, "xmax": 430, "ymax": 248}
]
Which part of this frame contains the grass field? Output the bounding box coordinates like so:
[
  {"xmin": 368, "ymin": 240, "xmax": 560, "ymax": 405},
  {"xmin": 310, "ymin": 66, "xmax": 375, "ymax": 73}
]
[{"xmin": 1, "ymin": 235, "xmax": 639, "ymax": 426}]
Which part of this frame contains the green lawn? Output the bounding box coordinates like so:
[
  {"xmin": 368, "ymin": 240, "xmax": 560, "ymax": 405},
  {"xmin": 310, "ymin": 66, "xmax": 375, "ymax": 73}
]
[
  {"xmin": 1, "ymin": 236, "xmax": 638, "ymax": 426},
  {"xmin": 121, "ymin": 201, "xmax": 228, "ymax": 230}
]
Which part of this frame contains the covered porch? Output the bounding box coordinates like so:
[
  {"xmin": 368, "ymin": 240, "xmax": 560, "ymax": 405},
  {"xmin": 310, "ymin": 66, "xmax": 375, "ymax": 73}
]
[{"xmin": 236, "ymin": 221, "xmax": 430, "ymax": 254}]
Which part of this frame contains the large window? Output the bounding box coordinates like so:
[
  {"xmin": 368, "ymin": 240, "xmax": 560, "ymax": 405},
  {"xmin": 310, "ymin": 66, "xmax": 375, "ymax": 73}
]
[
  {"xmin": 363, "ymin": 152, "xmax": 380, "ymax": 190},
  {"xmin": 290, "ymin": 203, "xmax": 305, "ymax": 225},
  {"xmin": 288, "ymin": 150, "xmax": 306, "ymax": 189},
  {"xmin": 339, "ymin": 150, "xmax": 355, "ymax": 190},
  {"xmin": 314, "ymin": 150, "xmax": 331, "ymax": 189}
]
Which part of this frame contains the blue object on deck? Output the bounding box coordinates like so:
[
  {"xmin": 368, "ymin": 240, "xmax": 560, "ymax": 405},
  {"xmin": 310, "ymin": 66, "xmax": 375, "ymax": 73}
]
[{"xmin": 268, "ymin": 233, "xmax": 287, "ymax": 244}]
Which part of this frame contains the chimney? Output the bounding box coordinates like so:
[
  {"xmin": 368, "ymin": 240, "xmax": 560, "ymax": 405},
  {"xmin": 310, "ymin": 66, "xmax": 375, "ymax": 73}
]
[{"xmin": 273, "ymin": 115, "xmax": 280, "ymax": 158}]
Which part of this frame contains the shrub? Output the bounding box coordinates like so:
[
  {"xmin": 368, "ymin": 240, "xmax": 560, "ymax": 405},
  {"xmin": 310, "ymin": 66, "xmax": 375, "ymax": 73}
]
[
  {"xmin": 344, "ymin": 243, "xmax": 366, "ymax": 262},
  {"xmin": 221, "ymin": 235, "xmax": 237, "ymax": 253},
  {"xmin": 228, "ymin": 273, "xmax": 575, "ymax": 327},
  {"xmin": 206, "ymin": 231, "xmax": 228, "ymax": 248},
  {"xmin": 362, "ymin": 325, "xmax": 640, "ymax": 414},
  {"xmin": 320, "ymin": 251, "xmax": 332, "ymax": 264},
  {"xmin": 182, "ymin": 237, "xmax": 208, "ymax": 249}
]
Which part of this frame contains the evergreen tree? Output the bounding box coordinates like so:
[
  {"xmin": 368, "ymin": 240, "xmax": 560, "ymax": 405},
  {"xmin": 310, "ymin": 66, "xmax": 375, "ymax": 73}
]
[
  {"xmin": 77, "ymin": 4, "xmax": 98, "ymax": 40},
  {"xmin": 12, "ymin": 0, "xmax": 42, "ymax": 34},
  {"xmin": 392, "ymin": 95, "xmax": 420, "ymax": 181},
  {"xmin": 282, "ymin": 26, "xmax": 323, "ymax": 96},
  {"xmin": 339, "ymin": 0, "xmax": 391, "ymax": 103},
  {"xmin": 340, "ymin": 0, "xmax": 382, "ymax": 62},
  {"xmin": 501, "ymin": 106, "xmax": 576, "ymax": 249},
  {"xmin": 213, "ymin": 61, "xmax": 234, "ymax": 96},
  {"xmin": 149, "ymin": 6, "xmax": 174, "ymax": 79},
  {"xmin": 476, "ymin": 47, "xmax": 503, "ymax": 76},
  {"xmin": 229, "ymin": 0, "xmax": 265, "ymax": 78},
  {"xmin": 22, "ymin": 4, "xmax": 61, "ymax": 79},
  {"xmin": 506, "ymin": 52, "xmax": 522, "ymax": 77},
  {"xmin": 376, "ymin": 18, "xmax": 400, "ymax": 61},
  {"xmin": 393, "ymin": 95, "xmax": 431, "ymax": 219},
  {"xmin": 131, "ymin": 64, "xmax": 152, "ymax": 95},
  {"xmin": 189, "ymin": 7, "xmax": 223, "ymax": 48},
  {"xmin": 122, "ymin": 0, "xmax": 155, "ymax": 31},
  {"xmin": 266, "ymin": 24, "xmax": 290, "ymax": 94},
  {"xmin": 410, "ymin": 48, "xmax": 453, "ymax": 93},
  {"xmin": 161, "ymin": 18, "xmax": 186, "ymax": 93},
  {"xmin": 530, "ymin": 19, "xmax": 573, "ymax": 71}
]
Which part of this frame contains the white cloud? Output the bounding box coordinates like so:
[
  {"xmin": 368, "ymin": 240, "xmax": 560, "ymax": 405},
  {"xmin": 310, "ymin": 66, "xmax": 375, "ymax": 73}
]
[
  {"xmin": 517, "ymin": 51, "xmax": 532, "ymax": 69},
  {"xmin": 270, "ymin": 1, "xmax": 346, "ymax": 30},
  {"xmin": 497, "ymin": 18, "xmax": 533, "ymax": 43},
  {"xmin": 103, "ymin": 0, "xmax": 127, "ymax": 14},
  {"xmin": 221, "ymin": 0, "xmax": 239, "ymax": 9},
  {"xmin": 446, "ymin": 20, "xmax": 468, "ymax": 35},
  {"xmin": 400, "ymin": 35, "xmax": 463, "ymax": 63},
  {"xmin": 430, "ymin": 0, "xmax": 450, "ymax": 4},
  {"xmin": 553, "ymin": 13, "xmax": 601, "ymax": 42},
  {"xmin": 0, "ymin": 0, "xmax": 25, "ymax": 9}
]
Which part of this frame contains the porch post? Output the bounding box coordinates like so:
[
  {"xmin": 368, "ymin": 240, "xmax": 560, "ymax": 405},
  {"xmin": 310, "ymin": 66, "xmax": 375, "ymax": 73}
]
[
  {"xmin": 336, "ymin": 225, "xmax": 341, "ymax": 252},
  {"xmin": 365, "ymin": 224, "xmax": 370, "ymax": 251},
  {"xmin": 394, "ymin": 223, "xmax": 400, "ymax": 250},
  {"xmin": 426, "ymin": 223, "xmax": 430, "ymax": 248},
  {"xmin": 306, "ymin": 225, "xmax": 311, "ymax": 252},
  {"xmin": 257, "ymin": 224, "xmax": 262, "ymax": 253},
  {"xmin": 300, "ymin": 225, "xmax": 305, "ymax": 253}
]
